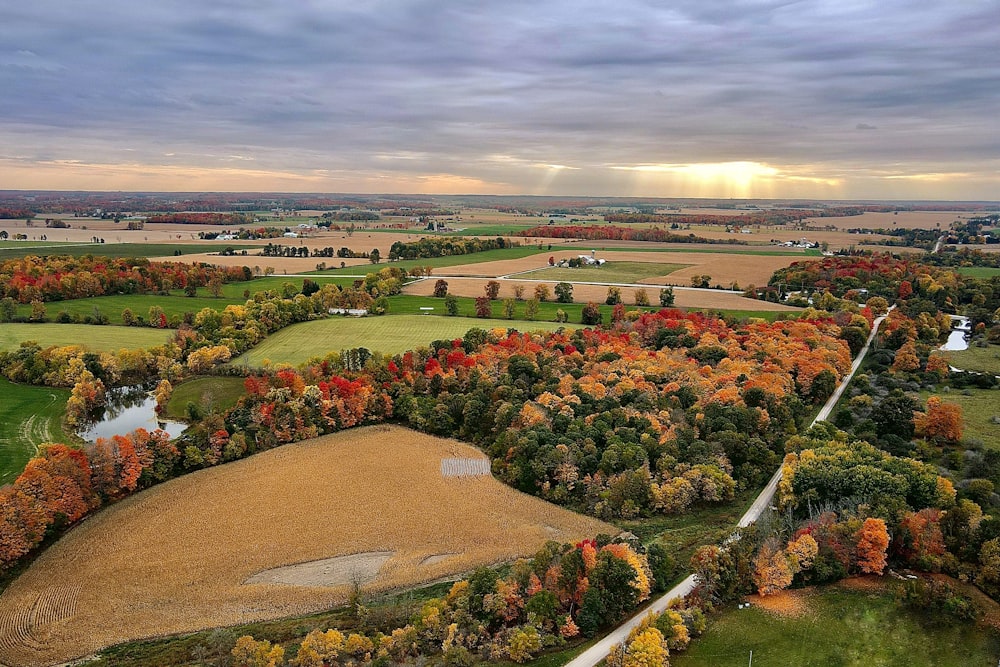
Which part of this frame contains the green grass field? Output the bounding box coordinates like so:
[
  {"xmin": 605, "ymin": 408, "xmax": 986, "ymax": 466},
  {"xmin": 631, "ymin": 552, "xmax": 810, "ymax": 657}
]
[
  {"xmin": 231, "ymin": 314, "xmax": 581, "ymax": 366},
  {"xmin": 918, "ymin": 388, "xmax": 1000, "ymax": 446},
  {"xmin": 526, "ymin": 261, "xmax": 690, "ymax": 283},
  {"xmin": 14, "ymin": 276, "xmax": 358, "ymax": 323},
  {"xmin": 0, "ymin": 323, "xmax": 171, "ymax": 352},
  {"xmin": 955, "ymin": 266, "xmax": 1000, "ymax": 278},
  {"xmin": 0, "ymin": 378, "xmax": 70, "ymax": 485},
  {"xmin": 0, "ymin": 243, "xmax": 257, "ymax": 261},
  {"xmin": 673, "ymin": 585, "xmax": 1000, "ymax": 667},
  {"xmin": 165, "ymin": 377, "xmax": 247, "ymax": 421},
  {"xmin": 945, "ymin": 344, "xmax": 1000, "ymax": 375}
]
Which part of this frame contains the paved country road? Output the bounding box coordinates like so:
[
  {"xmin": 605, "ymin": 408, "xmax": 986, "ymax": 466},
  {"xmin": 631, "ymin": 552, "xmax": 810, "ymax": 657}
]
[{"xmin": 564, "ymin": 308, "xmax": 893, "ymax": 667}]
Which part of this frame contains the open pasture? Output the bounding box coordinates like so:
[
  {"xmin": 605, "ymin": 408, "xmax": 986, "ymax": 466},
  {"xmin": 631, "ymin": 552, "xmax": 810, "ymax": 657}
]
[
  {"xmin": 0, "ymin": 324, "xmax": 171, "ymax": 353},
  {"xmin": 672, "ymin": 579, "xmax": 1000, "ymax": 667},
  {"xmin": 0, "ymin": 378, "xmax": 70, "ymax": 485},
  {"xmin": 944, "ymin": 344, "xmax": 1000, "ymax": 376},
  {"xmin": 0, "ymin": 425, "xmax": 613, "ymax": 667},
  {"xmin": 164, "ymin": 376, "xmax": 247, "ymax": 421},
  {"xmin": 917, "ymin": 387, "xmax": 1000, "ymax": 447},
  {"xmin": 231, "ymin": 314, "xmax": 579, "ymax": 366}
]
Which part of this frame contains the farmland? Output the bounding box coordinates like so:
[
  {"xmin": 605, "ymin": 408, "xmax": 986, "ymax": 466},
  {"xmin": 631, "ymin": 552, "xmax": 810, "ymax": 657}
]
[
  {"xmin": 437, "ymin": 249, "xmax": 797, "ymax": 287},
  {"xmin": 672, "ymin": 580, "xmax": 1000, "ymax": 666},
  {"xmin": 0, "ymin": 378, "xmax": 69, "ymax": 485},
  {"xmin": 0, "ymin": 425, "xmax": 613, "ymax": 667},
  {"xmin": 0, "ymin": 324, "xmax": 171, "ymax": 352},
  {"xmin": 917, "ymin": 388, "xmax": 1000, "ymax": 447},
  {"xmin": 231, "ymin": 314, "xmax": 580, "ymax": 365},
  {"xmin": 955, "ymin": 266, "xmax": 1000, "ymax": 278},
  {"xmin": 945, "ymin": 344, "xmax": 1000, "ymax": 376},
  {"xmin": 527, "ymin": 261, "xmax": 691, "ymax": 284},
  {"xmin": 402, "ymin": 278, "xmax": 798, "ymax": 311}
]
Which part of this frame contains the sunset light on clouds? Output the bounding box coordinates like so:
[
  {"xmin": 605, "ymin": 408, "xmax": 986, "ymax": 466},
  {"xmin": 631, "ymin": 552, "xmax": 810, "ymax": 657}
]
[{"xmin": 1, "ymin": 1, "xmax": 997, "ymax": 198}]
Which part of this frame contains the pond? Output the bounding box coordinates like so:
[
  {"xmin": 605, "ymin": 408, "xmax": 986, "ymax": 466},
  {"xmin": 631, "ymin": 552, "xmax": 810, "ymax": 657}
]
[
  {"xmin": 77, "ymin": 384, "xmax": 187, "ymax": 442},
  {"xmin": 939, "ymin": 316, "xmax": 971, "ymax": 352}
]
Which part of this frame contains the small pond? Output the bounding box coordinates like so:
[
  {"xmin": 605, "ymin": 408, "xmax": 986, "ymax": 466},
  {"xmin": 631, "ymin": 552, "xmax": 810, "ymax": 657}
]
[
  {"xmin": 939, "ymin": 316, "xmax": 971, "ymax": 352},
  {"xmin": 78, "ymin": 384, "xmax": 187, "ymax": 442}
]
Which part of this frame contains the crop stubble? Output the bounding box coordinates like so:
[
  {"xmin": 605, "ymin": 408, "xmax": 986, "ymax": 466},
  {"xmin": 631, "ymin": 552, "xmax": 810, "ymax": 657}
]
[{"xmin": 0, "ymin": 426, "xmax": 613, "ymax": 667}]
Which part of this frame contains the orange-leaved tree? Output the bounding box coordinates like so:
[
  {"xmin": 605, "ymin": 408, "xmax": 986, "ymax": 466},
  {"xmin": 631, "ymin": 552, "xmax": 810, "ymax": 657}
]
[
  {"xmin": 855, "ymin": 517, "xmax": 890, "ymax": 575},
  {"xmin": 914, "ymin": 396, "xmax": 963, "ymax": 444}
]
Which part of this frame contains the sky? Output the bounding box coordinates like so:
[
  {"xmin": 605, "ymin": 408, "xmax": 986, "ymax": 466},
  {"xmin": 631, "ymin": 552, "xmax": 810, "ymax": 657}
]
[{"xmin": 1, "ymin": 1, "xmax": 998, "ymax": 200}]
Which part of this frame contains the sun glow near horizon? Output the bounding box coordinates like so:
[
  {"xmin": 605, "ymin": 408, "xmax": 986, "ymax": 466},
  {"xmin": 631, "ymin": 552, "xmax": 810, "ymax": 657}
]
[{"xmin": 611, "ymin": 161, "xmax": 844, "ymax": 199}]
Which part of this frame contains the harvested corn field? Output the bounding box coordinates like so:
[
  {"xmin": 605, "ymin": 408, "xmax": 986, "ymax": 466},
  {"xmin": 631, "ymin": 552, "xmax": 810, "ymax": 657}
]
[
  {"xmin": 0, "ymin": 425, "xmax": 613, "ymax": 667},
  {"xmin": 403, "ymin": 277, "xmax": 799, "ymax": 311}
]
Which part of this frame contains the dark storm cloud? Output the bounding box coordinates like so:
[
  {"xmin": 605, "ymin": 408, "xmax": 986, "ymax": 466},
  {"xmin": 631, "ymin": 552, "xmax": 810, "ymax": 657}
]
[{"xmin": 0, "ymin": 0, "xmax": 997, "ymax": 194}]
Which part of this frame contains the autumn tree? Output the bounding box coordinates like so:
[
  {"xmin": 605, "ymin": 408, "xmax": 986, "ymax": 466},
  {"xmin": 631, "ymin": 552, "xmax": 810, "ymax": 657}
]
[
  {"xmin": 474, "ymin": 296, "xmax": 493, "ymax": 318},
  {"xmin": 555, "ymin": 282, "xmax": 573, "ymax": 303},
  {"xmin": 581, "ymin": 302, "xmax": 602, "ymax": 325},
  {"xmin": 524, "ymin": 298, "xmax": 539, "ymax": 321},
  {"xmin": 752, "ymin": 539, "xmax": 793, "ymax": 596},
  {"xmin": 914, "ymin": 396, "xmax": 963, "ymax": 444},
  {"xmin": 231, "ymin": 635, "xmax": 284, "ymax": 667},
  {"xmin": 485, "ymin": 280, "xmax": 501, "ymax": 300},
  {"xmin": 534, "ymin": 283, "xmax": 551, "ymax": 302},
  {"xmin": 855, "ymin": 518, "xmax": 890, "ymax": 574},
  {"xmin": 433, "ymin": 279, "xmax": 449, "ymax": 297},
  {"xmin": 890, "ymin": 339, "xmax": 920, "ymax": 373}
]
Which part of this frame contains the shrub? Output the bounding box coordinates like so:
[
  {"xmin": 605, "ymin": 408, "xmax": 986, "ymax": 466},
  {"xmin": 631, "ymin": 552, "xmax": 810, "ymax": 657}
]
[
  {"xmin": 605, "ymin": 287, "xmax": 622, "ymax": 305},
  {"xmin": 555, "ymin": 282, "xmax": 573, "ymax": 303},
  {"xmin": 634, "ymin": 289, "xmax": 650, "ymax": 306},
  {"xmin": 445, "ymin": 295, "xmax": 459, "ymax": 316},
  {"xmin": 475, "ymin": 296, "xmax": 493, "ymax": 318},
  {"xmin": 433, "ymin": 279, "xmax": 449, "ymax": 298}
]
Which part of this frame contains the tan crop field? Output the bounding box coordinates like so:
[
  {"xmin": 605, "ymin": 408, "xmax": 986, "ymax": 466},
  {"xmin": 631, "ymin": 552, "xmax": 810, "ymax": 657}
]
[
  {"xmin": 403, "ymin": 277, "xmax": 799, "ymax": 311},
  {"xmin": 440, "ymin": 249, "xmax": 796, "ymax": 287},
  {"xmin": 0, "ymin": 425, "xmax": 613, "ymax": 667},
  {"xmin": 800, "ymin": 210, "xmax": 974, "ymax": 230}
]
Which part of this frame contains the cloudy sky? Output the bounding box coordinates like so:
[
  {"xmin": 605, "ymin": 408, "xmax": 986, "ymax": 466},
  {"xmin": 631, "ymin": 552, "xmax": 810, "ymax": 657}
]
[{"xmin": 1, "ymin": 1, "xmax": 997, "ymax": 199}]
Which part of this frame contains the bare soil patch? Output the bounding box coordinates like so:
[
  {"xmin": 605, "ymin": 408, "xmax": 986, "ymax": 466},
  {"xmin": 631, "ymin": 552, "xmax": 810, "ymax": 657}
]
[
  {"xmin": 0, "ymin": 425, "xmax": 612, "ymax": 667},
  {"xmin": 246, "ymin": 552, "xmax": 394, "ymax": 588},
  {"xmin": 403, "ymin": 277, "xmax": 798, "ymax": 312}
]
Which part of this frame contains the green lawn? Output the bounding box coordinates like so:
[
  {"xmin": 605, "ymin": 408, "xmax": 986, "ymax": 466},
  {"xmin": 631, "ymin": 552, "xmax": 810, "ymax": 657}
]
[
  {"xmin": 917, "ymin": 388, "xmax": 1000, "ymax": 447},
  {"xmin": 945, "ymin": 344, "xmax": 1000, "ymax": 375},
  {"xmin": 232, "ymin": 314, "xmax": 580, "ymax": 366},
  {"xmin": 955, "ymin": 266, "xmax": 1000, "ymax": 278},
  {"xmin": 0, "ymin": 377, "xmax": 70, "ymax": 484},
  {"xmin": 165, "ymin": 377, "xmax": 247, "ymax": 421},
  {"xmin": 526, "ymin": 261, "xmax": 690, "ymax": 284},
  {"xmin": 0, "ymin": 243, "xmax": 257, "ymax": 261},
  {"xmin": 0, "ymin": 323, "xmax": 172, "ymax": 352},
  {"xmin": 14, "ymin": 276, "xmax": 357, "ymax": 323},
  {"xmin": 673, "ymin": 585, "xmax": 1000, "ymax": 667}
]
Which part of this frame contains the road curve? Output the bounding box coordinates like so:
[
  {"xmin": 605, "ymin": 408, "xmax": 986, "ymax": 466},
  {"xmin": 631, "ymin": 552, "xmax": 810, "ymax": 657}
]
[{"xmin": 564, "ymin": 308, "xmax": 893, "ymax": 667}]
